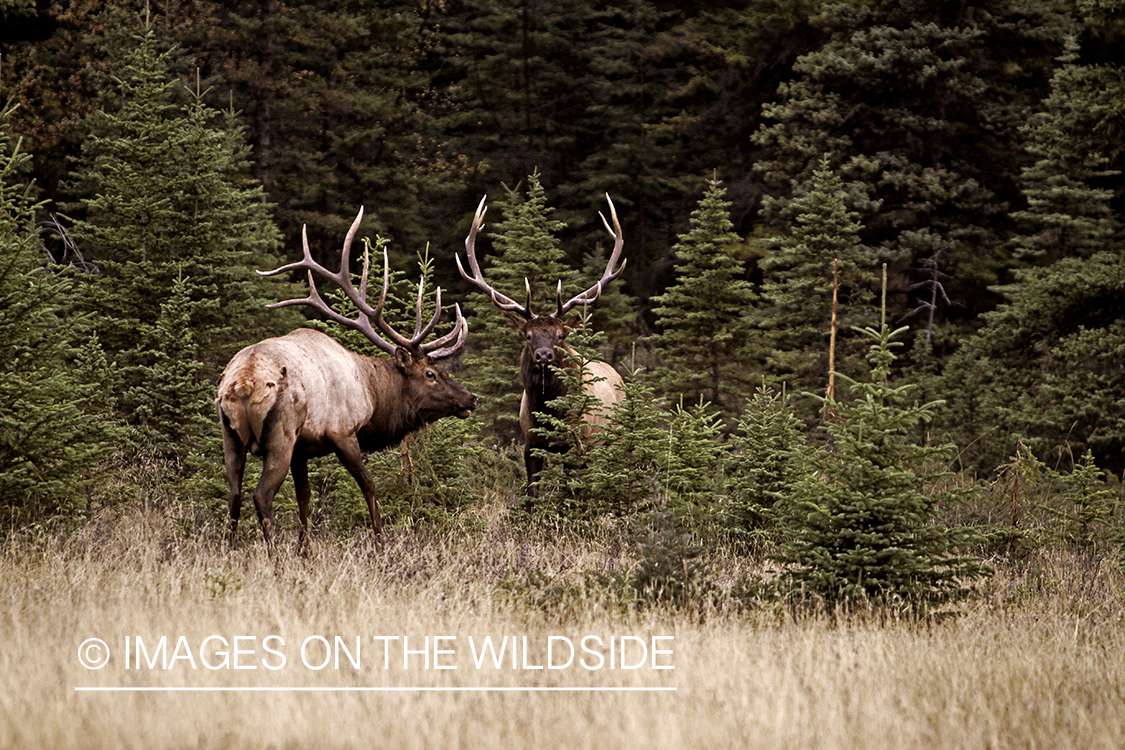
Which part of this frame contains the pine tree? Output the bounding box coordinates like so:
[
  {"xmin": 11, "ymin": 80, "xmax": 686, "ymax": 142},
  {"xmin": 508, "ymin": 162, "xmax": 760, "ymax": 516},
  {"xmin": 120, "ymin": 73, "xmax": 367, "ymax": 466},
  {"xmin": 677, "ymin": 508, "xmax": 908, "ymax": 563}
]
[
  {"xmin": 658, "ymin": 398, "xmax": 725, "ymax": 527},
  {"xmin": 0, "ymin": 100, "xmax": 118, "ymax": 525},
  {"xmin": 1049, "ymin": 450, "xmax": 1118, "ymax": 548},
  {"xmin": 776, "ymin": 286, "xmax": 989, "ymax": 614},
  {"xmin": 751, "ymin": 1, "xmax": 1066, "ymax": 334},
  {"xmin": 186, "ymin": 0, "xmax": 441, "ymax": 261},
  {"xmin": 755, "ymin": 157, "xmax": 870, "ymax": 402},
  {"xmin": 942, "ymin": 252, "xmax": 1125, "ymax": 474},
  {"xmin": 127, "ymin": 271, "xmax": 214, "ymax": 461},
  {"xmin": 1010, "ymin": 37, "xmax": 1122, "ymax": 264},
  {"xmin": 649, "ymin": 176, "xmax": 755, "ymax": 420},
  {"xmin": 940, "ymin": 31, "xmax": 1125, "ymax": 475},
  {"xmin": 65, "ymin": 9, "xmax": 292, "ymax": 427},
  {"xmin": 581, "ymin": 367, "xmax": 667, "ymax": 517},
  {"xmin": 726, "ymin": 386, "xmax": 802, "ymax": 538}
]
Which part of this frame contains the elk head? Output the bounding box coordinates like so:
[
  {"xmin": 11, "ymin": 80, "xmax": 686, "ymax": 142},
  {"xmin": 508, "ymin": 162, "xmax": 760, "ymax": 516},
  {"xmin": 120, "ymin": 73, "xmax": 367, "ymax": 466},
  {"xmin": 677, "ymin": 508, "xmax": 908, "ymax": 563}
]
[{"xmin": 456, "ymin": 194, "xmax": 626, "ymax": 383}]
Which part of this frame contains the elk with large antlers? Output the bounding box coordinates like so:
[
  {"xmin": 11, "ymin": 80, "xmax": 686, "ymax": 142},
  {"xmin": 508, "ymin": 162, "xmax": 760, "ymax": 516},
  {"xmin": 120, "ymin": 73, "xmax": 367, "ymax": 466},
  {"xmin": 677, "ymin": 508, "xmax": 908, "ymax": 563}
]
[
  {"xmin": 216, "ymin": 208, "xmax": 476, "ymax": 546},
  {"xmin": 457, "ymin": 195, "xmax": 626, "ymax": 500}
]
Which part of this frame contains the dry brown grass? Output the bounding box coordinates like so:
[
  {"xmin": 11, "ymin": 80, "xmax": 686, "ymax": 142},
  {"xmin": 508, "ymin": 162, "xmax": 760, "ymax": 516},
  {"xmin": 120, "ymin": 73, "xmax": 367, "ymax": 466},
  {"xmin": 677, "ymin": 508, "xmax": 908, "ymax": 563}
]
[{"xmin": 2, "ymin": 503, "xmax": 1124, "ymax": 750}]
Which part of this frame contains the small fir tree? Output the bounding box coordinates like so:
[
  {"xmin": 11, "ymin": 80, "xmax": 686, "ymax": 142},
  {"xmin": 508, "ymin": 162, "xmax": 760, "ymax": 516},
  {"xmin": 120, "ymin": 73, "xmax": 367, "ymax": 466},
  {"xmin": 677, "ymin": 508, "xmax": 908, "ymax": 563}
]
[
  {"xmin": 658, "ymin": 398, "xmax": 725, "ymax": 528},
  {"xmin": 126, "ymin": 271, "xmax": 215, "ymax": 462},
  {"xmin": 649, "ymin": 176, "xmax": 755, "ymax": 421},
  {"xmin": 1048, "ymin": 450, "xmax": 1119, "ymax": 548},
  {"xmin": 755, "ymin": 157, "xmax": 870, "ymax": 402},
  {"xmin": 776, "ymin": 273, "xmax": 990, "ymax": 614},
  {"xmin": 581, "ymin": 366, "xmax": 668, "ymax": 518},
  {"xmin": 726, "ymin": 386, "xmax": 803, "ymax": 539}
]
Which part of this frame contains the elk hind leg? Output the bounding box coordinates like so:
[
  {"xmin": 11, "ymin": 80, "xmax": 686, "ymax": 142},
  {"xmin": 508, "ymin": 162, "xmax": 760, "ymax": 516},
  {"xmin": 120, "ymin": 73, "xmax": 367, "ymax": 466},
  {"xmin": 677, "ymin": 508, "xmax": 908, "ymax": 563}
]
[
  {"xmin": 291, "ymin": 452, "xmax": 312, "ymax": 553},
  {"xmin": 251, "ymin": 428, "xmax": 297, "ymax": 547},
  {"xmin": 219, "ymin": 409, "xmax": 248, "ymax": 544}
]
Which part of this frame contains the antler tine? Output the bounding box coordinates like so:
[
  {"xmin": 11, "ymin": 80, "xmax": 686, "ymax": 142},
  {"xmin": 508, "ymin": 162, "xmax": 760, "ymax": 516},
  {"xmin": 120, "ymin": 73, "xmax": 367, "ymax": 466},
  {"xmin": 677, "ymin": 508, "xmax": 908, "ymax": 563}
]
[
  {"xmin": 261, "ymin": 207, "xmax": 469, "ymax": 359},
  {"xmin": 261, "ymin": 213, "xmax": 400, "ymax": 355},
  {"xmin": 456, "ymin": 195, "xmax": 533, "ymax": 317},
  {"xmin": 423, "ymin": 303, "xmax": 469, "ymax": 360},
  {"xmin": 368, "ymin": 242, "xmax": 423, "ymax": 354},
  {"xmin": 557, "ymin": 193, "xmax": 627, "ymax": 316}
]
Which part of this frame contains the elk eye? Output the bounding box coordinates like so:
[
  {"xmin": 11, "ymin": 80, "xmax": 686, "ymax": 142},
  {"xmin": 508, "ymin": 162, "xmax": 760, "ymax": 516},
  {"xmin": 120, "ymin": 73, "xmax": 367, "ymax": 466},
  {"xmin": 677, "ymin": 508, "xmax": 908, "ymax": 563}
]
[{"xmin": 426, "ymin": 370, "xmax": 436, "ymax": 380}]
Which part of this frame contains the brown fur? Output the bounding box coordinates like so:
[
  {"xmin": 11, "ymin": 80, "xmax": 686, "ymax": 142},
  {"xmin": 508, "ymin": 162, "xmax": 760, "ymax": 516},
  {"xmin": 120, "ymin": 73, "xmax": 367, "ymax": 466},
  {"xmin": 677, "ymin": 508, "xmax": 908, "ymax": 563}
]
[
  {"xmin": 216, "ymin": 329, "xmax": 477, "ymax": 545},
  {"xmin": 508, "ymin": 316, "xmax": 624, "ymax": 498}
]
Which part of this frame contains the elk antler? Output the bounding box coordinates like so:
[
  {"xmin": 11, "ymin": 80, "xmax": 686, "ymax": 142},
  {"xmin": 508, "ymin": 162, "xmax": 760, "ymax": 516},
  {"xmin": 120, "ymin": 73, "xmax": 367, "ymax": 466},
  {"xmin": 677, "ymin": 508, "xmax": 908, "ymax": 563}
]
[
  {"xmin": 456, "ymin": 194, "xmax": 626, "ymax": 320},
  {"xmin": 456, "ymin": 196, "xmax": 534, "ymax": 319},
  {"xmin": 556, "ymin": 194, "xmax": 626, "ymax": 316},
  {"xmin": 260, "ymin": 207, "xmax": 468, "ymax": 360}
]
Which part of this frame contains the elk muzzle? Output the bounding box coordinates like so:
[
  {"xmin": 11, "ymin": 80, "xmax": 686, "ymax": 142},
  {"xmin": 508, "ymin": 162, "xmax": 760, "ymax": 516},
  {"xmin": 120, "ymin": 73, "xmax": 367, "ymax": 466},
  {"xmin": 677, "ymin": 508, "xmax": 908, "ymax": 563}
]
[{"xmin": 532, "ymin": 346, "xmax": 555, "ymax": 368}]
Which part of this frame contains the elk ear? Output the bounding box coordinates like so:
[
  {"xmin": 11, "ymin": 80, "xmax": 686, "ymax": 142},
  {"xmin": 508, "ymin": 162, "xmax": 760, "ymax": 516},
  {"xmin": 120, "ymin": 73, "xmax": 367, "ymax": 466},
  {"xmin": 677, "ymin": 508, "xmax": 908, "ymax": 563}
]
[
  {"xmin": 503, "ymin": 312, "xmax": 527, "ymax": 332},
  {"xmin": 394, "ymin": 347, "xmax": 414, "ymax": 370}
]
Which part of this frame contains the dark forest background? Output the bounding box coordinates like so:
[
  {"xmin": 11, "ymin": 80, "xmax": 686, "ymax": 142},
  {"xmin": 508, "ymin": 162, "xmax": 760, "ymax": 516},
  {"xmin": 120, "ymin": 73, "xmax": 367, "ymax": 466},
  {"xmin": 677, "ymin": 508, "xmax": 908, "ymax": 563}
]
[{"xmin": 3, "ymin": 0, "xmax": 1125, "ymax": 595}]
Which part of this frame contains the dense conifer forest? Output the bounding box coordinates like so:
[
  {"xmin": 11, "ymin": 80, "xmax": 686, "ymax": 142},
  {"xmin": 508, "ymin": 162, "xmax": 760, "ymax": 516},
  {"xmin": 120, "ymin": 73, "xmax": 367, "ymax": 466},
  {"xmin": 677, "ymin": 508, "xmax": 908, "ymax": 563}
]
[{"xmin": 2, "ymin": 0, "xmax": 1125, "ymax": 611}]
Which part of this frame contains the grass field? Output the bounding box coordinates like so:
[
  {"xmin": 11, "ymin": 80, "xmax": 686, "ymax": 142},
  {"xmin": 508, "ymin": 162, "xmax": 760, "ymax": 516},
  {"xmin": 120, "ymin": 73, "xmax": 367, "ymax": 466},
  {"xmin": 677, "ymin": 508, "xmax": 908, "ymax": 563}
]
[{"xmin": 2, "ymin": 500, "xmax": 1124, "ymax": 750}]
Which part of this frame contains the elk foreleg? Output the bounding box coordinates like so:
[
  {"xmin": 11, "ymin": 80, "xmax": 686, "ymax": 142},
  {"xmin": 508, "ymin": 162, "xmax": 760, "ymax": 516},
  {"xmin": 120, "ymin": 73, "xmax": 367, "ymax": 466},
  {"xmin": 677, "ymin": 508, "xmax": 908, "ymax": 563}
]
[
  {"xmin": 524, "ymin": 443, "xmax": 544, "ymax": 502},
  {"xmin": 334, "ymin": 437, "xmax": 384, "ymax": 537},
  {"xmin": 291, "ymin": 452, "xmax": 311, "ymax": 553}
]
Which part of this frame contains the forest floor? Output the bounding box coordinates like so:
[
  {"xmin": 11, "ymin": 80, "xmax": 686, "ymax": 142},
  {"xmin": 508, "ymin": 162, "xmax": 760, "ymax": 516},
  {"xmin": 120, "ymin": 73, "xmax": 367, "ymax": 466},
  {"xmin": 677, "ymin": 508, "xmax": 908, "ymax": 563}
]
[{"xmin": 2, "ymin": 500, "xmax": 1124, "ymax": 750}]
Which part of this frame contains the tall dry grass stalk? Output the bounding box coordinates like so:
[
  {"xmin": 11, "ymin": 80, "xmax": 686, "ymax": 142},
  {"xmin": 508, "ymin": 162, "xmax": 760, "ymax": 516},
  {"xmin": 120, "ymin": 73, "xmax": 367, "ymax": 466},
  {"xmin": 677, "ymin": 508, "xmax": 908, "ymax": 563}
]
[{"xmin": 2, "ymin": 505, "xmax": 1123, "ymax": 749}]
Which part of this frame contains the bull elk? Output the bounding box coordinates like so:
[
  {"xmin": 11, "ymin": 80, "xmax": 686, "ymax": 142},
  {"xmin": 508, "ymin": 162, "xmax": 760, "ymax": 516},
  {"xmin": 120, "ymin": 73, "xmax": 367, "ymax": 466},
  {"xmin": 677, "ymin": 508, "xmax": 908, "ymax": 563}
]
[
  {"xmin": 216, "ymin": 208, "xmax": 477, "ymax": 546},
  {"xmin": 457, "ymin": 195, "xmax": 626, "ymax": 499}
]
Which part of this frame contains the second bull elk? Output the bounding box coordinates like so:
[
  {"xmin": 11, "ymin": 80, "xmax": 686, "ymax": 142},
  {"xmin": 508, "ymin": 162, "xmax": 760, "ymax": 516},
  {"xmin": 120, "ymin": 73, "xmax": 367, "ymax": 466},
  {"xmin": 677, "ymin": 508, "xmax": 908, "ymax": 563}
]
[
  {"xmin": 216, "ymin": 208, "xmax": 477, "ymax": 546},
  {"xmin": 457, "ymin": 195, "xmax": 627, "ymax": 498}
]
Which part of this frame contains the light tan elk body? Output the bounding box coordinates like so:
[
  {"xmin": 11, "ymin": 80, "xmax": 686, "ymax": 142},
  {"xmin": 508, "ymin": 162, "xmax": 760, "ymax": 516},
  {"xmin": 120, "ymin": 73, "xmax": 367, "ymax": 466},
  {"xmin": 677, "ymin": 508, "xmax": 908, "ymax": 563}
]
[
  {"xmin": 457, "ymin": 195, "xmax": 626, "ymax": 499},
  {"xmin": 216, "ymin": 209, "xmax": 476, "ymax": 545}
]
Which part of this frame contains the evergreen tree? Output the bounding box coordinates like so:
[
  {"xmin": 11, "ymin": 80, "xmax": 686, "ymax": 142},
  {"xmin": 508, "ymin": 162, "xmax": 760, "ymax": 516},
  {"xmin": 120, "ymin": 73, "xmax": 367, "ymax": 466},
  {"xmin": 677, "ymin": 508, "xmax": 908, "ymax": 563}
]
[
  {"xmin": 658, "ymin": 397, "xmax": 725, "ymax": 527},
  {"xmin": 64, "ymin": 9, "xmax": 292, "ymax": 425},
  {"xmin": 1010, "ymin": 37, "xmax": 1122, "ymax": 264},
  {"xmin": 941, "ymin": 252, "xmax": 1125, "ymax": 474},
  {"xmin": 127, "ymin": 271, "xmax": 214, "ymax": 461},
  {"xmin": 751, "ymin": 0, "xmax": 1067, "ymax": 334},
  {"xmin": 776, "ymin": 313, "xmax": 989, "ymax": 614},
  {"xmin": 1048, "ymin": 450, "xmax": 1119, "ymax": 548},
  {"xmin": 649, "ymin": 176, "xmax": 755, "ymax": 420},
  {"xmin": 187, "ymin": 0, "xmax": 442, "ymax": 262},
  {"xmin": 0, "ymin": 100, "xmax": 118, "ymax": 525},
  {"xmin": 941, "ymin": 31, "xmax": 1125, "ymax": 474},
  {"xmin": 755, "ymin": 157, "xmax": 870, "ymax": 403},
  {"xmin": 581, "ymin": 367, "xmax": 668, "ymax": 517},
  {"xmin": 726, "ymin": 386, "xmax": 802, "ymax": 538}
]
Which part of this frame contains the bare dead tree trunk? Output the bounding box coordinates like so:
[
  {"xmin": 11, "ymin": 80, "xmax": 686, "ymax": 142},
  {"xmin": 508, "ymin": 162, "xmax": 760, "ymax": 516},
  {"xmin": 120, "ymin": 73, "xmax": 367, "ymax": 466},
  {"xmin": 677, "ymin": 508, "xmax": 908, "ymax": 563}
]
[{"xmin": 826, "ymin": 258, "xmax": 839, "ymax": 411}]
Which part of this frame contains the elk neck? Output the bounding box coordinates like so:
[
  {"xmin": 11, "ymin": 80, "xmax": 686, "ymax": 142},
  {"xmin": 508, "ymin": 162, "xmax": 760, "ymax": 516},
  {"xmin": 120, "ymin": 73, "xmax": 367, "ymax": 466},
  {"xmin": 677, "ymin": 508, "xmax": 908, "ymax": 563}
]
[
  {"xmin": 520, "ymin": 344, "xmax": 578, "ymax": 415},
  {"xmin": 355, "ymin": 355, "xmax": 424, "ymax": 451}
]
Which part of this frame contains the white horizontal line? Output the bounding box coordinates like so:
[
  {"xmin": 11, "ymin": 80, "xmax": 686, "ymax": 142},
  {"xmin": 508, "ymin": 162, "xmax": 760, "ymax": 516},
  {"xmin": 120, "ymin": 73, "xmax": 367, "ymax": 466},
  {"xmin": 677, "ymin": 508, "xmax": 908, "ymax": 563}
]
[{"xmin": 75, "ymin": 686, "xmax": 676, "ymax": 693}]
